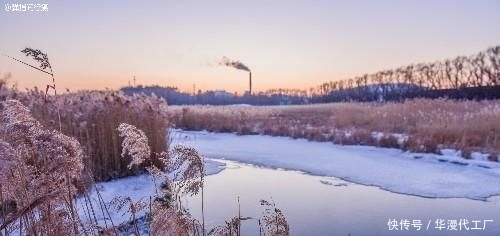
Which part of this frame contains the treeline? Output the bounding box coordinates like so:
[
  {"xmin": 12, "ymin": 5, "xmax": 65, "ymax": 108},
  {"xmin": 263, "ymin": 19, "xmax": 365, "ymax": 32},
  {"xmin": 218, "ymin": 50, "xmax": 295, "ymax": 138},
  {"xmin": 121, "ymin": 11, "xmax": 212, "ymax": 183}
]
[
  {"xmin": 122, "ymin": 45, "xmax": 500, "ymax": 105},
  {"xmin": 121, "ymin": 86, "xmax": 308, "ymax": 105},
  {"xmin": 312, "ymin": 45, "xmax": 500, "ymax": 102}
]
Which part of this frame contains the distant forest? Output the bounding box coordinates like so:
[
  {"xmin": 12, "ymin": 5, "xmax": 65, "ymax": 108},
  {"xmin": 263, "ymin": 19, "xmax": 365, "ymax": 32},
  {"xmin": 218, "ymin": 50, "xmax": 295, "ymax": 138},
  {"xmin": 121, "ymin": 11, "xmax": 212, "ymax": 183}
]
[{"xmin": 122, "ymin": 45, "xmax": 500, "ymax": 105}]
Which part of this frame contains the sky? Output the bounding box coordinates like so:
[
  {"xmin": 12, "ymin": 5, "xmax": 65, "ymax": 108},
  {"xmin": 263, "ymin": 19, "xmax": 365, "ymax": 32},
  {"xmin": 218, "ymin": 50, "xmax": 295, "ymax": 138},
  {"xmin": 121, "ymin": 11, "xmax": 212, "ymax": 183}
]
[{"xmin": 1, "ymin": 0, "xmax": 499, "ymax": 94}]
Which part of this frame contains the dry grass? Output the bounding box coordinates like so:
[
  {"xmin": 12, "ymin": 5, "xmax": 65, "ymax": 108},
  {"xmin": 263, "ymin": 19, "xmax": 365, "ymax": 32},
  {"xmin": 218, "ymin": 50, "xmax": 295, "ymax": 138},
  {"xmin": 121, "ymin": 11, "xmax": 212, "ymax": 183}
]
[
  {"xmin": 0, "ymin": 77, "xmax": 181, "ymax": 235},
  {"xmin": 169, "ymin": 99, "xmax": 500, "ymax": 158},
  {"xmin": 0, "ymin": 99, "xmax": 84, "ymax": 235},
  {"xmin": 1, "ymin": 68, "xmax": 169, "ymax": 181},
  {"xmin": 207, "ymin": 199, "xmax": 290, "ymax": 236},
  {"xmin": 0, "ymin": 103, "xmax": 208, "ymax": 235},
  {"xmin": 11, "ymin": 89, "xmax": 170, "ymax": 181}
]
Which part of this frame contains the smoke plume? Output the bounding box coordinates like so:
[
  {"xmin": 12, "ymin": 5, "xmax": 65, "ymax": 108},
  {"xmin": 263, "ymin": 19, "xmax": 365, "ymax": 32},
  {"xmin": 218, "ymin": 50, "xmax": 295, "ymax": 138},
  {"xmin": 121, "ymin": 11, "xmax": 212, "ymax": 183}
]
[{"xmin": 219, "ymin": 56, "xmax": 251, "ymax": 72}]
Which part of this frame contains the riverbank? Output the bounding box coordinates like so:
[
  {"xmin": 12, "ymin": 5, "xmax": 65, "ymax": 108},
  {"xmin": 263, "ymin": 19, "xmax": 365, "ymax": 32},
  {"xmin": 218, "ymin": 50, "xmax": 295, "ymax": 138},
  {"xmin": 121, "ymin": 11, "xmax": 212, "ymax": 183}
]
[{"xmin": 172, "ymin": 129, "xmax": 500, "ymax": 200}]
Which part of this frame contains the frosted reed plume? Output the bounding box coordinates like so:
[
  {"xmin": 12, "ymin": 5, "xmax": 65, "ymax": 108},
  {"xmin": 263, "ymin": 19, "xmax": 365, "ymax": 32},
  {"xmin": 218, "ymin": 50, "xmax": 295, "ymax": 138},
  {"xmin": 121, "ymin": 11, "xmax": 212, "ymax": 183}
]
[
  {"xmin": 169, "ymin": 145, "xmax": 204, "ymax": 196},
  {"xmin": 260, "ymin": 200, "xmax": 290, "ymax": 236},
  {"xmin": 147, "ymin": 194, "xmax": 202, "ymax": 236},
  {"xmin": 118, "ymin": 123, "xmax": 151, "ymax": 169},
  {"xmin": 207, "ymin": 199, "xmax": 290, "ymax": 236},
  {"xmin": 207, "ymin": 216, "xmax": 242, "ymax": 236},
  {"xmin": 20, "ymin": 48, "xmax": 52, "ymax": 72},
  {"xmin": 1, "ymin": 99, "xmax": 41, "ymax": 141},
  {"xmin": 0, "ymin": 99, "xmax": 84, "ymax": 235},
  {"xmin": 113, "ymin": 123, "xmax": 204, "ymax": 236},
  {"xmin": 3, "ymin": 48, "xmax": 56, "ymax": 97},
  {"xmin": 110, "ymin": 196, "xmax": 148, "ymax": 235},
  {"xmin": 20, "ymin": 47, "xmax": 56, "ymax": 96},
  {"xmin": 150, "ymin": 206, "xmax": 200, "ymax": 236}
]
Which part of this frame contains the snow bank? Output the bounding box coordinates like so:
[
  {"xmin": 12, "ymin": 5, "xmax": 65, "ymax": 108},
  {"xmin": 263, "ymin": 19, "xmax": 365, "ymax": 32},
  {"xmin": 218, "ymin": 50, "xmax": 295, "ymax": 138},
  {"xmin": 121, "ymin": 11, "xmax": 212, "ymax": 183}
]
[
  {"xmin": 172, "ymin": 129, "xmax": 500, "ymax": 201},
  {"xmin": 76, "ymin": 159, "xmax": 225, "ymax": 226}
]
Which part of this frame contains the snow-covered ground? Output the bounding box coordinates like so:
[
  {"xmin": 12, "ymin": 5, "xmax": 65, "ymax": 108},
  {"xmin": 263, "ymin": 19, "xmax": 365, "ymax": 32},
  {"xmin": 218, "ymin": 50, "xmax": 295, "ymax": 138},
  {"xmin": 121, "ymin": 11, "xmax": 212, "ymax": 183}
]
[
  {"xmin": 76, "ymin": 159, "xmax": 225, "ymax": 227},
  {"xmin": 171, "ymin": 129, "xmax": 500, "ymax": 201}
]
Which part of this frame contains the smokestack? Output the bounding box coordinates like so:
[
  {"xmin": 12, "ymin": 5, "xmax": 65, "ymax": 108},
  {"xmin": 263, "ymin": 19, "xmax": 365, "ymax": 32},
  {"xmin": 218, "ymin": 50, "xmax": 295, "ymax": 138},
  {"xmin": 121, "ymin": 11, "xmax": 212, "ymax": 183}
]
[
  {"xmin": 219, "ymin": 56, "xmax": 252, "ymax": 95},
  {"xmin": 249, "ymin": 72, "xmax": 252, "ymax": 95}
]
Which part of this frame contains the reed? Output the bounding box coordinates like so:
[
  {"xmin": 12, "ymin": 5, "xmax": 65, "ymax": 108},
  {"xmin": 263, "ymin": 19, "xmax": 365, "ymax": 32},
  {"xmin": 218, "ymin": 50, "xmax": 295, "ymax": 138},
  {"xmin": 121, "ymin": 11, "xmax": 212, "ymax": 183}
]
[
  {"xmin": 14, "ymin": 90, "xmax": 170, "ymax": 181},
  {"xmin": 0, "ymin": 103, "xmax": 208, "ymax": 235},
  {"xmin": 0, "ymin": 99, "xmax": 84, "ymax": 235},
  {"xmin": 207, "ymin": 199, "xmax": 290, "ymax": 236},
  {"xmin": 169, "ymin": 99, "xmax": 500, "ymax": 159}
]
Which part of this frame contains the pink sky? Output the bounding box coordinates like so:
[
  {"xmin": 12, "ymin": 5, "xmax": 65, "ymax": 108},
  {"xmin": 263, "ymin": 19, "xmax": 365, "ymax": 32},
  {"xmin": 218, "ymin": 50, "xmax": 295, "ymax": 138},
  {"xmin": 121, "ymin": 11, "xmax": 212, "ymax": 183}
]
[{"xmin": 1, "ymin": 0, "xmax": 499, "ymax": 94}]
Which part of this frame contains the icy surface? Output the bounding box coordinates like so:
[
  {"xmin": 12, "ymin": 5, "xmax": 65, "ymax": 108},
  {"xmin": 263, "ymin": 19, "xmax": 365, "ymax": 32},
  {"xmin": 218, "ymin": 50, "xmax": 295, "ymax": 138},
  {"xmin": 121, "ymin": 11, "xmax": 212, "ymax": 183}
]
[
  {"xmin": 172, "ymin": 129, "xmax": 500, "ymax": 200},
  {"xmin": 76, "ymin": 159, "xmax": 225, "ymax": 226}
]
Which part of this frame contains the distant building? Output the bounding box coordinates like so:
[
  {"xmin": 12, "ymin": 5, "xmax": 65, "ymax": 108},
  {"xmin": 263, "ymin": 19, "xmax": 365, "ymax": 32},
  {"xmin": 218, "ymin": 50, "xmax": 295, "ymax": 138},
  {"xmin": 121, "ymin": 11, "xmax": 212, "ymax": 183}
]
[{"xmin": 213, "ymin": 90, "xmax": 234, "ymax": 97}]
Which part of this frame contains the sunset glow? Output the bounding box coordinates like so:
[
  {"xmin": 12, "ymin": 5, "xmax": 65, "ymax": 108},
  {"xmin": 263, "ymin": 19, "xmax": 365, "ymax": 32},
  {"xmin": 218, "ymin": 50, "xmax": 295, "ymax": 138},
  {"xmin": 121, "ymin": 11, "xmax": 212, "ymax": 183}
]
[{"xmin": 1, "ymin": 0, "xmax": 499, "ymax": 93}]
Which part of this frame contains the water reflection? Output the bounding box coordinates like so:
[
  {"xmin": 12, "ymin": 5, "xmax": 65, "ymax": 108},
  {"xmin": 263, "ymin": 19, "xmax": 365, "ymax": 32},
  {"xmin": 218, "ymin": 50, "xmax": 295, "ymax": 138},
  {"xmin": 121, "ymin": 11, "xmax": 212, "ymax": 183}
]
[{"xmin": 185, "ymin": 160, "xmax": 500, "ymax": 236}]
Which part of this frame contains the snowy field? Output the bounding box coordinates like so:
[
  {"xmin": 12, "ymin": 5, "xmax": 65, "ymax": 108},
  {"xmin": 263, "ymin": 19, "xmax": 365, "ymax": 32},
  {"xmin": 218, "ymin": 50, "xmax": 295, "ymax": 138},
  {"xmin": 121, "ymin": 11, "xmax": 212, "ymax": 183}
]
[{"xmin": 171, "ymin": 129, "xmax": 500, "ymax": 201}]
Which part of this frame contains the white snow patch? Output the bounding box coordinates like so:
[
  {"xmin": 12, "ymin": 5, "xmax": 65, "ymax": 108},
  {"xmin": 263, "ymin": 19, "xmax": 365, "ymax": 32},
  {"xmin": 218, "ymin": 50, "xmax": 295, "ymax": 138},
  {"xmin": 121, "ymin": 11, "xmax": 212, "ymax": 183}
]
[
  {"xmin": 371, "ymin": 131, "xmax": 408, "ymax": 145},
  {"xmin": 228, "ymin": 104, "xmax": 252, "ymax": 107},
  {"xmin": 171, "ymin": 129, "xmax": 500, "ymax": 201},
  {"xmin": 371, "ymin": 131, "xmax": 384, "ymax": 140},
  {"xmin": 470, "ymin": 152, "xmax": 491, "ymax": 161},
  {"xmin": 76, "ymin": 159, "xmax": 226, "ymax": 227}
]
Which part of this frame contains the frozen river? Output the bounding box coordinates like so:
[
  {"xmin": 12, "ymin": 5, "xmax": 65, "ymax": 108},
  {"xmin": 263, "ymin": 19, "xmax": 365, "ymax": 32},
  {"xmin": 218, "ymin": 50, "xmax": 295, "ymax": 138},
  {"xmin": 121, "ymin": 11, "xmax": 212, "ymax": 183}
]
[
  {"xmin": 83, "ymin": 130, "xmax": 500, "ymax": 235},
  {"xmin": 185, "ymin": 159, "xmax": 500, "ymax": 235}
]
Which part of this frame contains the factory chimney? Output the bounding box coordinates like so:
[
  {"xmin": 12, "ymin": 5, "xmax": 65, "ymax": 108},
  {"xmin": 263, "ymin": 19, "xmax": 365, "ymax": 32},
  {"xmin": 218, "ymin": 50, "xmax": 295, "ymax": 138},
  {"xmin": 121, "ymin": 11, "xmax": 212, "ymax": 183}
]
[
  {"xmin": 219, "ymin": 56, "xmax": 252, "ymax": 95},
  {"xmin": 249, "ymin": 72, "xmax": 252, "ymax": 96}
]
